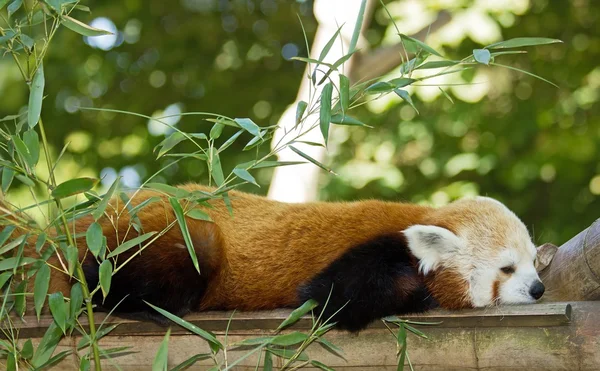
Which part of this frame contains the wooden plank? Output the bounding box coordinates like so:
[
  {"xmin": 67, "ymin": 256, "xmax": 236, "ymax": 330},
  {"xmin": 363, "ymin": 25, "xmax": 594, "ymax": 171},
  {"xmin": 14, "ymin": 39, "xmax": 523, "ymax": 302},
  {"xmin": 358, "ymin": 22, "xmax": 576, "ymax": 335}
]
[
  {"xmin": 2, "ymin": 301, "xmax": 596, "ymax": 371},
  {"xmin": 9, "ymin": 302, "xmax": 571, "ymax": 339}
]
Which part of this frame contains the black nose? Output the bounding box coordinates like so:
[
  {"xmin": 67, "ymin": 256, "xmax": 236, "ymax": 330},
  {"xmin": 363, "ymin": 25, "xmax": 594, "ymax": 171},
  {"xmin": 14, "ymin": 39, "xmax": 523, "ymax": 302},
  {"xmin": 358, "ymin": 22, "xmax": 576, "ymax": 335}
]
[{"xmin": 529, "ymin": 280, "xmax": 545, "ymax": 300}]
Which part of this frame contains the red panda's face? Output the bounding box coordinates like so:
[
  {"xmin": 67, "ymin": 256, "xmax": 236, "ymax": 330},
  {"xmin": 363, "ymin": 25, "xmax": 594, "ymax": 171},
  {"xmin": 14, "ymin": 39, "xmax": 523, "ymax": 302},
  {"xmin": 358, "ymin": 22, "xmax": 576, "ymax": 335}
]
[{"xmin": 404, "ymin": 196, "xmax": 544, "ymax": 309}]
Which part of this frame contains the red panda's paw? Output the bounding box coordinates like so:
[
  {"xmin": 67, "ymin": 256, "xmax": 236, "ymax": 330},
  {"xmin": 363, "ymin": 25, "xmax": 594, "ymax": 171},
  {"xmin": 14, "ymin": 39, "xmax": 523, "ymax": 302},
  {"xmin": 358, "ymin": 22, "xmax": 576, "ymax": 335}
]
[{"xmin": 297, "ymin": 234, "xmax": 437, "ymax": 332}]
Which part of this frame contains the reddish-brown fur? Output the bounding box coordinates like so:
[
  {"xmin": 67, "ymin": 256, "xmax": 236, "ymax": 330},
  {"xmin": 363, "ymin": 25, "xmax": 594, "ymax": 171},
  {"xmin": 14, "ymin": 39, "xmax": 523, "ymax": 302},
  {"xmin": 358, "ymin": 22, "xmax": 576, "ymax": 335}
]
[{"xmin": 15, "ymin": 183, "xmax": 475, "ymax": 312}]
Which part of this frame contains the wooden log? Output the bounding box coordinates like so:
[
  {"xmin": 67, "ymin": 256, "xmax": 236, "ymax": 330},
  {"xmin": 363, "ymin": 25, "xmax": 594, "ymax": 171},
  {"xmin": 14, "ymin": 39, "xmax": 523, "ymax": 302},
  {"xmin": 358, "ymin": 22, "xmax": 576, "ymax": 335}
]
[
  {"xmin": 6, "ymin": 302, "xmax": 600, "ymax": 370},
  {"xmin": 540, "ymin": 218, "xmax": 600, "ymax": 301}
]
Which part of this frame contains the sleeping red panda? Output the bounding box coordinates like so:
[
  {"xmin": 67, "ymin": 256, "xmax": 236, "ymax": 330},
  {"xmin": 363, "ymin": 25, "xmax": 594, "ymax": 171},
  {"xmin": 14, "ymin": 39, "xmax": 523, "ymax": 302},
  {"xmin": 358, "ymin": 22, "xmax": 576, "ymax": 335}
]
[{"xmin": 31, "ymin": 184, "xmax": 544, "ymax": 332}]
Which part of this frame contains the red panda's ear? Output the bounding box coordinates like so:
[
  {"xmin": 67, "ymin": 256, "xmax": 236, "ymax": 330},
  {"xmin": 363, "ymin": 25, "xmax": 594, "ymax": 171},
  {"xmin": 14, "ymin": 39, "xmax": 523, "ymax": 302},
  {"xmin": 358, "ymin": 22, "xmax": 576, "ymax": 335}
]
[{"xmin": 403, "ymin": 225, "xmax": 464, "ymax": 275}]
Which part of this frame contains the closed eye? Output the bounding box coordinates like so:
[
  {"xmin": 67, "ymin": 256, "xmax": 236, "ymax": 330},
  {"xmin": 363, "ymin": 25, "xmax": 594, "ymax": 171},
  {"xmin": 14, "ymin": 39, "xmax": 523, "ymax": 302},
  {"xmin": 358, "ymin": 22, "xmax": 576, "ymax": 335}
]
[{"xmin": 500, "ymin": 266, "xmax": 515, "ymax": 274}]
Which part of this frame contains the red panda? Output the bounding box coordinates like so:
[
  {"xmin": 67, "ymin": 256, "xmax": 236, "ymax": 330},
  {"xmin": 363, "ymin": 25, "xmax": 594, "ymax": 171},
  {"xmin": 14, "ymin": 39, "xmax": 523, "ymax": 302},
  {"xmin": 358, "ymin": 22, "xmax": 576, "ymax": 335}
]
[{"xmin": 26, "ymin": 184, "xmax": 544, "ymax": 332}]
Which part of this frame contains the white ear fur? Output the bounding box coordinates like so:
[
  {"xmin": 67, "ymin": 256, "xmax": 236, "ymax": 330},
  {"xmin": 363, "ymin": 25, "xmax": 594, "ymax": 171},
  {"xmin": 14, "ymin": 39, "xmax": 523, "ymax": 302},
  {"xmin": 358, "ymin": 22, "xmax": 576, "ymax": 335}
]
[{"xmin": 403, "ymin": 225, "xmax": 464, "ymax": 274}]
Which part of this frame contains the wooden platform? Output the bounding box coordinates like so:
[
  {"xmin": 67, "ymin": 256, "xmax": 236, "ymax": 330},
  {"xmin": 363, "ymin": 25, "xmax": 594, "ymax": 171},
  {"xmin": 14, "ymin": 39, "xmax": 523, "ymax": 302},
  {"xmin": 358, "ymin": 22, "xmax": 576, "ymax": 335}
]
[{"xmin": 7, "ymin": 301, "xmax": 600, "ymax": 370}]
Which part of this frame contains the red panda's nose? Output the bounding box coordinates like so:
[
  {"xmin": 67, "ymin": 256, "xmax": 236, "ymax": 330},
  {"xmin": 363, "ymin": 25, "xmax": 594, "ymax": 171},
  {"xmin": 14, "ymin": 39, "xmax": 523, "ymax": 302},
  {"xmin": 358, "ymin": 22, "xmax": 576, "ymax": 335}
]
[{"xmin": 529, "ymin": 280, "xmax": 545, "ymax": 300}]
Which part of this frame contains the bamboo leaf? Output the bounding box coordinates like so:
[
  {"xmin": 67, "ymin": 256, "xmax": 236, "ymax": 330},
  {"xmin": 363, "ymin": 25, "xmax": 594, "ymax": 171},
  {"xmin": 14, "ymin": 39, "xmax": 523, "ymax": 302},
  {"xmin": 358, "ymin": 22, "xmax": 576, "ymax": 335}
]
[
  {"xmin": 48, "ymin": 292, "xmax": 67, "ymax": 334},
  {"xmin": 394, "ymin": 89, "xmax": 419, "ymax": 114},
  {"xmin": 232, "ymin": 168, "xmax": 259, "ymax": 186},
  {"xmin": 170, "ymin": 353, "xmax": 212, "ymax": 371},
  {"xmin": 31, "ymin": 322, "xmax": 63, "ymax": 367},
  {"xmin": 92, "ymin": 178, "xmax": 119, "ymax": 220},
  {"xmin": 23, "ymin": 130, "xmax": 40, "ymax": 166},
  {"xmin": 320, "ymin": 83, "xmax": 333, "ymax": 145},
  {"xmin": 340, "ymin": 74, "xmax": 350, "ymax": 113},
  {"xmin": 0, "ymin": 257, "xmax": 36, "ymax": 271},
  {"xmin": 234, "ymin": 118, "xmax": 261, "ymax": 138},
  {"xmin": 251, "ymin": 161, "xmax": 306, "ymax": 169},
  {"xmin": 13, "ymin": 280, "xmax": 27, "ymax": 317},
  {"xmin": 365, "ymin": 81, "xmax": 395, "ymax": 94},
  {"xmin": 485, "ymin": 37, "xmax": 563, "ymax": 49},
  {"xmin": 330, "ymin": 114, "xmax": 371, "ymax": 127},
  {"xmin": 34, "ymin": 264, "xmax": 50, "ymax": 320},
  {"xmin": 318, "ymin": 26, "xmax": 343, "ymax": 62},
  {"xmin": 152, "ymin": 329, "xmax": 170, "ymax": 371},
  {"xmin": 389, "ymin": 77, "xmax": 416, "ymax": 88},
  {"xmin": 209, "ymin": 147, "xmax": 225, "ymax": 186},
  {"xmin": 145, "ymin": 301, "xmax": 223, "ymax": 349},
  {"xmin": 99, "ymin": 260, "xmax": 112, "ymax": 299},
  {"xmin": 311, "ymin": 360, "xmax": 335, "ymax": 371},
  {"xmin": 348, "ymin": 0, "xmax": 367, "ymax": 53},
  {"xmin": 69, "ymin": 283, "xmax": 83, "ymax": 319},
  {"xmin": 277, "ymin": 299, "xmax": 318, "ymax": 331},
  {"xmin": 156, "ymin": 132, "xmax": 186, "ymax": 158},
  {"xmin": 399, "ymin": 33, "xmax": 442, "ymax": 57},
  {"xmin": 106, "ymin": 231, "xmax": 157, "ymax": 258},
  {"xmin": 473, "ymin": 49, "xmax": 491, "ymax": 65},
  {"xmin": 21, "ymin": 339, "xmax": 34, "ymax": 360},
  {"xmin": 86, "ymin": 222, "xmax": 103, "ymax": 258},
  {"xmin": 51, "ymin": 177, "xmax": 98, "ymax": 199},
  {"xmin": 267, "ymin": 348, "xmax": 309, "ymax": 362},
  {"xmin": 270, "ymin": 332, "xmax": 308, "ymax": 346},
  {"xmin": 289, "ymin": 146, "xmax": 336, "ymax": 175},
  {"xmin": 186, "ymin": 209, "xmax": 212, "ymax": 222},
  {"xmin": 490, "ymin": 62, "xmax": 558, "ymax": 87},
  {"xmin": 28, "ymin": 63, "xmax": 44, "ymax": 128},
  {"xmin": 438, "ymin": 87, "xmax": 454, "ymax": 104},
  {"xmin": 415, "ymin": 60, "xmax": 459, "ymax": 70},
  {"xmin": 209, "ymin": 122, "xmax": 224, "ymax": 140},
  {"xmin": 295, "ymin": 101, "xmax": 308, "ymax": 126},
  {"xmin": 169, "ymin": 197, "xmax": 200, "ymax": 274},
  {"xmin": 2, "ymin": 167, "xmax": 15, "ymax": 192},
  {"xmin": 218, "ymin": 130, "xmax": 244, "ymax": 153},
  {"xmin": 62, "ymin": 15, "xmax": 113, "ymax": 36},
  {"xmin": 11, "ymin": 135, "xmax": 34, "ymax": 169}
]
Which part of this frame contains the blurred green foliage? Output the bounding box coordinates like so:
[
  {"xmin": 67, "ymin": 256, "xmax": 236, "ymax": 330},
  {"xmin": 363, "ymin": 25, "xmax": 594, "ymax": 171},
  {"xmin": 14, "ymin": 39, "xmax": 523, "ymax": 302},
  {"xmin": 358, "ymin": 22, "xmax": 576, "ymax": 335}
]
[{"xmin": 1, "ymin": 0, "xmax": 598, "ymax": 245}]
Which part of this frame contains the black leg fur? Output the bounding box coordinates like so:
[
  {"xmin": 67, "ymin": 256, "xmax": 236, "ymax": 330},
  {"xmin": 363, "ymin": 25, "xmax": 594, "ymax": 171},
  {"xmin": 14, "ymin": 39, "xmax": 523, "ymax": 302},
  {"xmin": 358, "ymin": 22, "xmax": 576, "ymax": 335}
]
[
  {"xmin": 83, "ymin": 245, "xmax": 208, "ymax": 322},
  {"xmin": 298, "ymin": 234, "xmax": 438, "ymax": 332}
]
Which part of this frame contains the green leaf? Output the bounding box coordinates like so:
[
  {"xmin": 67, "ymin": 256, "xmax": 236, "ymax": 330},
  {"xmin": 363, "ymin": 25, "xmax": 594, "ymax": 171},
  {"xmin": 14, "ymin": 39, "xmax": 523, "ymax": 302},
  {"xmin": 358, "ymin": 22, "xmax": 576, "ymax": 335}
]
[
  {"xmin": 106, "ymin": 231, "xmax": 157, "ymax": 258},
  {"xmin": 23, "ymin": 130, "xmax": 40, "ymax": 166},
  {"xmin": 99, "ymin": 260, "xmax": 112, "ymax": 299},
  {"xmin": 186, "ymin": 208, "xmax": 212, "ymax": 222},
  {"xmin": 62, "ymin": 15, "xmax": 113, "ymax": 36},
  {"xmin": 45, "ymin": 0, "xmax": 77, "ymax": 12},
  {"xmin": 295, "ymin": 101, "xmax": 308, "ymax": 126},
  {"xmin": 79, "ymin": 357, "xmax": 90, "ymax": 371},
  {"xmin": 234, "ymin": 118, "xmax": 261, "ymax": 138},
  {"xmin": 13, "ymin": 280, "xmax": 27, "ymax": 317},
  {"xmin": 0, "ymin": 271, "xmax": 12, "ymax": 289},
  {"xmin": 394, "ymin": 89, "xmax": 419, "ymax": 114},
  {"xmin": 7, "ymin": 0, "xmax": 22, "ymax": 17},
  {"xmin": 48, "ymin": 292, "xmax": 67, "ymax": 334},
  {"xmin": 485, "ymin": 37, "xmax": 563, "ymax": 49},
  {"xmin": 349, "ymin": 0, "xmax": 367, "ymax": 53},
  {"xmin": 0, "ymin": 0, "xmax": 11, "ymax": 10},
  {"xmin": 252, "ymin": 161, "xmax": 306, "ymax": 169},
  {"xmin": 232, "ymin": 336, "xmax": 274, "ymax": 347},
  {"xmin": 317, "ymin": 338, "xmax": 345, "ymax": 359},
  {"xmin": 21, "ymin": 339, "xmax": 34, "ymax": 360},
  {"xmin": 0, "ymin": 257, "xmax": 36, "ymax": 271},
  {"xmin": 490, "ymin": 62, "xmax": 559, "ymax": 88},
  {"xmin": 330, "ymin": 114, "xmax": 371, "ymax": 127},
  {"xmin": 319, "ymin": 83, "xmax": 333, "ymax": 145},
  {"xmin": 438, "ymin": 87, "xmax": 454, "ymax": 104},
  {"xmin": 270, "ymin": 332, "xmax": 308, "ymax": 346},
  {"xmin": 0, "ymin": 234, "xmax": 23, "ymax": 255},
  {"xmin": 51, "ymin": 177, "xmax": 98, "ymax": 199},
  {"xmin": 210, "ymin": 122, "xmax": 224, "ymax": 140},
  {"xmin": 146, "ymin": 183, "xmax": 190, "ymax": 197},
  {"xmin": 218, "ymin": 130, "xmax": 244, "ymax": 153},
  {"xmin": 152, "ymin": 329, "xmax": 170, "ymax": 371},
  {"xmin": 318, "ymin": 25, "xmax": 343, "ymax": 62},
  {"xmin": 404, "ymin": 323, "xmax": 428, "ymax": 339},
  {"xmin": 389, "ymin": 77, "xmax": 416, "ymax": 88},
  {"xmin": 209, "ymin": 147, "xmax": 225, "ymax": 186},
  {"xmin": 267, "ymin": 348, "xmax": 309, "ymax": 362},
  {"xmin": 69, "ymin": 283, "xmax": 83, "ymax": 319},
  {"xmin": 16, "ymin": 174, "xmax": 35, "ymax": 187},
  {"xmin": 169, "ymin": 197, "xmax": 200, "ymax": 274},
  {"xmin": 85, "ymin": 222, "xmax": 103, "ymax": 258},
  {"xmin": 20, "ymin": 33, "xmax": 34, "ymax": 50},
  {"xmin": 415, "ymin": 60, "xmax": 459, "ymax": 70},
  {"xmin": 145, "ymin": 301, "xmax": 223, "ymax": 350},
  {"xmin": 66, "ymin": 245, "xmax": 78, "ymax": 277},
  {"xmin": 156, "ymin": 132, "xmax": 186, "ymax": 158},
  {"xmin": 263, "ymin": 349, "xmax": 273, "ymax": 371},
  {"xmin": 34, "ymin": 264, "xmax": 50, "ymax": 320},
  {"xmin": 11, "ymin": 135, "xmax": 34, "ymax": 169},
  {"xmin": 399, "ymin": 33, "xmax": 442, "ymax": 57},
  {"xmin": 365, "ymin": 81, "xmax": 395, "ymax": 94},
  {"xmin": 311, "ymin": 360, "xmax": 335, "ymax": 371},
  {"xmin": 170, "ymin": 353, "xmax": 212, "ymax": 371},
  {"xmin": 339, "ymin": 75, "xmax": 350, "ymax": 113},
  {"xmin": 92, "ymin": 178, "xmax": 119, "ymax": 220},
  {"xmin": 473, "ymin": 49, "xmax": 491, "ymax": 65},
  {"xmin": 31, "ymin": 322, "xmax": 63, "ymax": 367},
  {"xmin": 277, "ymin": 299, "xmax": 318, "ymax": 331},
  {"xmin": 0, "ymin": 226, "xmax": 16, "ymax": 248},
  {"xmin": 317, "ymin": 51, "xmax": 357, "ymax": 85},
  {"xmin": 35, "ymin": 233, "xmax": 47, "ymax": 253},
  {"xmin": 289, "ymin": 146, "xmax": 336, "ymax": 175},
  {"xmin": 232, "ymin": 168, "xmax": 258, "ymax": 186},
  {"xmin": 28, "ymin": 64, "xmax": 44, "ymax": 128},
  {"xmin": 2, "ymin": 167, "xmax": 15, "ymax": 192}
]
